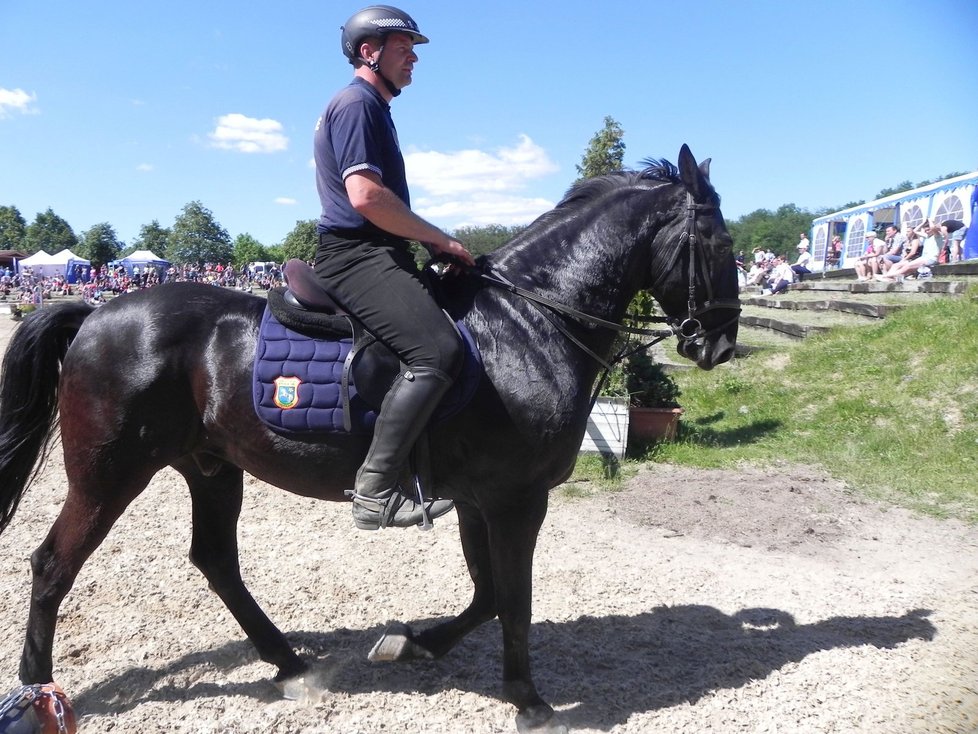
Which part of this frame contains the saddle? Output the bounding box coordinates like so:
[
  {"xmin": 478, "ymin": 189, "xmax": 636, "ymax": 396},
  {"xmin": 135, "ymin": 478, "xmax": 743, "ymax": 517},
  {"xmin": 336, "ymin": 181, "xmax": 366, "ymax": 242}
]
[{"xmin": 252, "ymin": 259, "xmax": 482, "ymax": 436}]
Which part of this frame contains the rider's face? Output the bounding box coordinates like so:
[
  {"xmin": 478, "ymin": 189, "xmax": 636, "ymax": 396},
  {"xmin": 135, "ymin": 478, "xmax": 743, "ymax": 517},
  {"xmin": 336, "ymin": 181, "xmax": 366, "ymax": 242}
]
[{"xmin": 377, "ymin": 33, "xmax": 418, "ymax": 89}]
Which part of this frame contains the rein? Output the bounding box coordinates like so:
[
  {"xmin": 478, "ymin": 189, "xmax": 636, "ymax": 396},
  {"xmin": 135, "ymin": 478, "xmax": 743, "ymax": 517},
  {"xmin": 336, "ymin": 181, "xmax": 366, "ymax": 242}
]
[
  {"xmin": 472, "ymin": 266, "xmax": 673, "ymax": 372},
  {"xmin": 468, "ymin": 189, "xmax": 742, "ymax": 407}
]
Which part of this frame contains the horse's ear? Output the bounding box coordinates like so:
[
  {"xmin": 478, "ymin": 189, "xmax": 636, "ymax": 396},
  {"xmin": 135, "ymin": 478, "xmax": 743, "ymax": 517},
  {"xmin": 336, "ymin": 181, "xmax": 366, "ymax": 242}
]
[
  {"xmin": 699, "ymin": 158, "xmax": 712, "ymax": 181},
  {"xmin": 678, "ymin": 144, "xmax": 706, "ymax": 200}
]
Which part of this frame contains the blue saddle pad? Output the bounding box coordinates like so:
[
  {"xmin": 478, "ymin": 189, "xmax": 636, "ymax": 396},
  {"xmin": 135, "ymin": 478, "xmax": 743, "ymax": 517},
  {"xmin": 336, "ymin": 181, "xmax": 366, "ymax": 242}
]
[{"xmin": 252, "ymin": 305, "xmax": 482, "ymax": 435}]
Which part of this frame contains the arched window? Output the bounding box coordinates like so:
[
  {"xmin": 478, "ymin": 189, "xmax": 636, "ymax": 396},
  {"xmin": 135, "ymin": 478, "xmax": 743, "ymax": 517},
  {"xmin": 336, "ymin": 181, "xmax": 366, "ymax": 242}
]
[
  {"xmin": 813, "ymin": 226, "xmax": 827, "ymax": 263},
  {"xmin": 845, "ymin": 219, "xmax": 867, "ymax": 261},
  {"xmin": 933, "ymin": 194, "xmax": 964, "ymax": 224},
  {"xmin": 901, "ymin": 204, "xmax": 924, "ymax": 230}
]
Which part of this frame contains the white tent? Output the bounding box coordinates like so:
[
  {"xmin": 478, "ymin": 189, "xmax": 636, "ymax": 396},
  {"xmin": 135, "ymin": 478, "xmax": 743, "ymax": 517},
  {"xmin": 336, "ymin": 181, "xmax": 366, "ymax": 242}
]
[
  {"xmin": 17, "ymin": 249, "xmax": 91, "ymax": 282},
  {"xmin": 16, "ymin": 251, "xmax": 54, "ymax": 270},
  {"xmin": 811, "ymin": 170, "xmax": 978, "ymax": 267},
  {"xmin": 109, "ymin": 249, "xmax": 171, "ymax": 279}
]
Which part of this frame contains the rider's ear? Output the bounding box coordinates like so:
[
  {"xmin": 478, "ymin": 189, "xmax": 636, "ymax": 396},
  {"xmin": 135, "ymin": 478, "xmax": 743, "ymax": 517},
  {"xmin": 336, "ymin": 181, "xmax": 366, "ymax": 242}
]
[{"xmin": 358, "ymin": 38, "xmax": 380, "ymax": 63}]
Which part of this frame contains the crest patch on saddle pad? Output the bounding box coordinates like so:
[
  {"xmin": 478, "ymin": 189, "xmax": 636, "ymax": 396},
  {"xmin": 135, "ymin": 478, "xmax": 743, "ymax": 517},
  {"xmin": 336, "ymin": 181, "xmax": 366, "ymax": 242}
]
[{"xmin": 272, "ymin": 376, "xmax": 302, "ymax": 409}]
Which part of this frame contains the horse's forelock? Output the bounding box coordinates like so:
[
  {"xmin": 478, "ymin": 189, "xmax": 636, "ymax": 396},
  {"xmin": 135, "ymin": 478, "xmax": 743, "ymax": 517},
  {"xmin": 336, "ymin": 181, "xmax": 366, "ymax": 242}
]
[{"xmin": 637, "ymin": 158, "xmax": 680, "ymax": 183}]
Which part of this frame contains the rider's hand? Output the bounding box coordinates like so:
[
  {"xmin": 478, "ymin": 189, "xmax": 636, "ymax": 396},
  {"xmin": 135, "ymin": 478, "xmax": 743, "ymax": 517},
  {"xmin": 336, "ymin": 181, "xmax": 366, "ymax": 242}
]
[{"xmin": 430, "ymin": 238, "xmax": 476, "ymax": 269}]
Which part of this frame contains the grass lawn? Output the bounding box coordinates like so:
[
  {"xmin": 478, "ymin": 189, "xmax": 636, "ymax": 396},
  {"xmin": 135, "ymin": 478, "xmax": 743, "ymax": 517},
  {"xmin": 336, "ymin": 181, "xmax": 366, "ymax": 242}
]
[{"xmin": 580, "ymin": 289, "xmax": 978, "ymax": 522}]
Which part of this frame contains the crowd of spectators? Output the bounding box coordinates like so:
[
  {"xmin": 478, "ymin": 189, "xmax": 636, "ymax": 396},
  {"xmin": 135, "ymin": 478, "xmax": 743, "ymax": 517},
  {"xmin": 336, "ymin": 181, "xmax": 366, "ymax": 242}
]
[
  {"xmin": 737, "ymin": 232, "xmax": 814, "ymax": 295},
  {"xmin": 856, "ymin": 218, "xmax": 968, "ymax": 282},
  {"xmin": 1, "ymin": 261, "xmax": 286, "ymax": 308},
  {"xmin": 736, "ymin": 217, "xmax": 969, "ymax": 294}
]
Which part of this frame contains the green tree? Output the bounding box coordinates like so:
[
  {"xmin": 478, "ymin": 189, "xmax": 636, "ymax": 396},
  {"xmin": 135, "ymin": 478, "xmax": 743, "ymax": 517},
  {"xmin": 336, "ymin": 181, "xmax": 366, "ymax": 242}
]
[
  {"xmin": 265, "ymin": 244, "xmax": 285, "ymax": 264},
  {"xmin": 874, "ymin": 180, "xmax": 914, "ymax": 199},
  {"xmin": 0, "ymin": 205, "xmax": 27, "ymax": 252},
  {"xmin": 727, "ymin": 203, "xmax": 814, "ymax": 256},
  {"xmin": 166, "ymin": 201, "xmax": 232, "ymax": 265},
  {"xmin": 280, "ymin": 219, "xmax": 318, "ymax": 262},
  {"xmin": 233, "ymin": 233, "xmax": 269, "ymax": 268},
  {"xmin": 126, "ymin": 220, "xmax": 171, "ymax": 257},
  {"xmin": 575, "ymin": 115, "xmax": 625, "ymax": 182},
  {"xmin": 24, "ymin": 208, "xmax": 78, "ymax": 255},
  {"xmin": 79, "ymin": 222, "xmax": 123, "ymax": 268},
  {"xmin": 452, "ymin": 224, "xmax": 525, "ymax": 256}
]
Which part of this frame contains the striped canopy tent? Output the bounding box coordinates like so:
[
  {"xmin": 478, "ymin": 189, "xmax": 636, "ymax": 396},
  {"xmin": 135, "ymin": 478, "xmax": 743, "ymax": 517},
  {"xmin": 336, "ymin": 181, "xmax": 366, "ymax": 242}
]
[{"xmin": 811, "ymin": 171, "xmax": 978, "ymax": 268}]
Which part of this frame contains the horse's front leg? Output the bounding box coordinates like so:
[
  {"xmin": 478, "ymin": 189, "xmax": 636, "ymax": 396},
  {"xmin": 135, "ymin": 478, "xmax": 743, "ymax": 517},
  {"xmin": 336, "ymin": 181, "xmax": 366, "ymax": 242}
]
[
  {"xmin": 490, "ymin": 490, "xmax": 566, "ymax": 734},
  {"xmin": 369, "ymin": 501, "xmax": 498, "ymax": 661}
]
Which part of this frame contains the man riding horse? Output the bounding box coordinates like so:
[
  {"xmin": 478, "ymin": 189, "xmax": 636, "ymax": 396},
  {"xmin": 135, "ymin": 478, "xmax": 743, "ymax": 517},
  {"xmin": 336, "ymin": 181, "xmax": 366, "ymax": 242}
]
[{"xmin": 313, "ymin": 6, "xmax": 475, "ymax": 530}]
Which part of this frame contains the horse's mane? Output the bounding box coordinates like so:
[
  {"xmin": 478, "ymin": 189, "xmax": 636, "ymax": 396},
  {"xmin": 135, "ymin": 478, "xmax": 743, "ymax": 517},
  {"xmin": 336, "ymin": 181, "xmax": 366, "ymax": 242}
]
[
  {"xmin": 509, "ymin": 158, "xmax": 680, "ymax": 242},
  {"xmin": 558, "ymin": 158, "xmax": 679, "ymax": 210}
]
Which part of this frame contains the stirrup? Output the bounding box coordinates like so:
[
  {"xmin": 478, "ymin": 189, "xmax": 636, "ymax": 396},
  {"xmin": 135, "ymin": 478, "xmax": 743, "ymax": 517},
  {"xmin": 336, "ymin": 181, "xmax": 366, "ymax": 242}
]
[{"xmin": 345, "ymin": 483, "xmax": 453, "ymax": 531}]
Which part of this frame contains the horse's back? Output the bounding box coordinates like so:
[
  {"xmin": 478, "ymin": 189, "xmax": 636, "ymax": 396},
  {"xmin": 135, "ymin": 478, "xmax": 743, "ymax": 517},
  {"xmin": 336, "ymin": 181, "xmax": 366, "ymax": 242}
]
[{"xmin": 58, "ymin": 284, "xmax": 267, "ymax": 472}]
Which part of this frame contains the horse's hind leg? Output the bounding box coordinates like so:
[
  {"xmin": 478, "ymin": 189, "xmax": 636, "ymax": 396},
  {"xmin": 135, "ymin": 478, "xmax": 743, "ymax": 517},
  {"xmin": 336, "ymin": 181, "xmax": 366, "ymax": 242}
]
[
  {"xmin": 21, "ymin": 469, "xmax": 153, "ymax": 683},
  {"xmin": 175, "ymin": 458, "xmax": 306, "ymax": 681}
]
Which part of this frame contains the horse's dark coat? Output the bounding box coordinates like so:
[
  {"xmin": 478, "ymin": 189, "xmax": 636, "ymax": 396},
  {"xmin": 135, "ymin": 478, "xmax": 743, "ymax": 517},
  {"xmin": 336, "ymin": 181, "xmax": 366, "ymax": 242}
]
[{"xmin": 0, "ymin": 146, "xmax": 738, "ymax": 732}]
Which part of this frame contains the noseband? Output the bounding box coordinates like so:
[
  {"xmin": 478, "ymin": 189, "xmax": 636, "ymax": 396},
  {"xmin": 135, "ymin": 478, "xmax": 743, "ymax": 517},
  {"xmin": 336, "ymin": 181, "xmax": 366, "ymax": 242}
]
[{"xmin": 662, "ymin": 192, "xmax": 742, "ymax": 344}]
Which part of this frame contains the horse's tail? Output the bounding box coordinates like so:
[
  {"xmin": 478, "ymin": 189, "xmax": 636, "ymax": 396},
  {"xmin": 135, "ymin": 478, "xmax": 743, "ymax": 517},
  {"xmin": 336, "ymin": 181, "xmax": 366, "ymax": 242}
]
[{"xmin": 0, "ymin": 301, "xmax": 95, "ymax": 535}]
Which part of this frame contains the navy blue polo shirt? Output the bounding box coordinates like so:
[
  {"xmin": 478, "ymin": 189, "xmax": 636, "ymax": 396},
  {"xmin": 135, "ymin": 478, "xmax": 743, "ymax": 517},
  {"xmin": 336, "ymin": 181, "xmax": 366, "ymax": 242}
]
[{"xmin": 314, "ymin": 77, "xmax": 410, "ymax": 236}]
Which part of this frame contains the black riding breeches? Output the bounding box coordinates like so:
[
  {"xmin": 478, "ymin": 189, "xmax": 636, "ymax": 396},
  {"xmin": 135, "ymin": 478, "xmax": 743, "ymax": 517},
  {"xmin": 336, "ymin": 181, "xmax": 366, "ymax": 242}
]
[{"xmin": 314, "ymin": 233, "xmax": 462, "ymax": 375}]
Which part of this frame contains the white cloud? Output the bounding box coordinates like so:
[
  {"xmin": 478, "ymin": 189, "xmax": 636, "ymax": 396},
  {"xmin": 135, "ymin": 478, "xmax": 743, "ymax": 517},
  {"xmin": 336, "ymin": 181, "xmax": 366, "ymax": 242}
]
[
  {"xmin": 208, "ymin": 113, "xmax": 288, "ymax": 154},
  {"xmin": 0, "ymin": 88, "xmax": 38, "ymax": 118},
  {"xmin": 415, "ymin": 194, "xmax": 555, "ymax": 228},
  {"xmin": 136, "ymin": 163, "xmax": 154, "ymax": 172},
  {"xmin": 274, "ymin": 197, "xmax": 297, "ymax": 206},
  {"xmin": 404, "ymin": 135, "xmax": 559, "ymax": 228},
  {"xmin": 405, "ymin": 134, "xmax": 558, "ymax": 196}
]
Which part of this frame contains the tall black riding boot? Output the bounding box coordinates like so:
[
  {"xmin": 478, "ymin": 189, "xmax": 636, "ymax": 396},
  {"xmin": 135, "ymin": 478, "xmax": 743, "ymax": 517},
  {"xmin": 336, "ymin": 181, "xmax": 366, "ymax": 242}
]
[{"xmin": 349, "ymin": 367, "xmax": 455, "ymax": 530}]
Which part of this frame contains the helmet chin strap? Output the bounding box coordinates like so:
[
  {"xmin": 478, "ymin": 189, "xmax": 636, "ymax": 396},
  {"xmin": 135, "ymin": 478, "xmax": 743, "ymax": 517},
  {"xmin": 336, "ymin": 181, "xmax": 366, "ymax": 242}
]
[{"xmin": 361, "ymin": 45, "xmax": 401, "ymax": 98}]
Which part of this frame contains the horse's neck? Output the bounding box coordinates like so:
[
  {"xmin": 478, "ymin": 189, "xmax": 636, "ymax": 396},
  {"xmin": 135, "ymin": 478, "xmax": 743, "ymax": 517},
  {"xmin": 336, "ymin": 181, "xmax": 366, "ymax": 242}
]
[{"xmin": 491, "ymin": 218, "xmax": 649, "ymax": 325}]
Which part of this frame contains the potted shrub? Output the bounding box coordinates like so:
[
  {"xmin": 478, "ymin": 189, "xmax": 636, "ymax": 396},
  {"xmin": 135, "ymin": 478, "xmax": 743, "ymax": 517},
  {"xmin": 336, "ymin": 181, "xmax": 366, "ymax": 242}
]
[{"xmin": 623, "ymin": 349, "xmax": 683, "ymax": 443}]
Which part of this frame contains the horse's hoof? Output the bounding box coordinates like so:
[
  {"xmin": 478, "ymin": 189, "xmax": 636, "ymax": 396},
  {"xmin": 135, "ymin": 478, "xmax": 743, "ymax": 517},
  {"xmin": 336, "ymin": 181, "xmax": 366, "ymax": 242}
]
[
  {"xmin": 274, "ymin": 666, "xmax": 331, "ymax": 703},
  {"xmin": 368, "ymin": 623, "xmax": 435, "ymax": 662},
  {"xmin": 516, "ymin": 705, "xmax": 567, "ymax": 734}
]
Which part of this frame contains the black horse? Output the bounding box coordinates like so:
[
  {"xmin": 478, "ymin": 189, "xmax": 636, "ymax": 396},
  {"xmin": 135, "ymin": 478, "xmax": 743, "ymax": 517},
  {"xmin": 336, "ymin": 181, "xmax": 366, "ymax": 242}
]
[{"xmin": 0, "ymin": 145, "xmax": 739, "ymax": 732}]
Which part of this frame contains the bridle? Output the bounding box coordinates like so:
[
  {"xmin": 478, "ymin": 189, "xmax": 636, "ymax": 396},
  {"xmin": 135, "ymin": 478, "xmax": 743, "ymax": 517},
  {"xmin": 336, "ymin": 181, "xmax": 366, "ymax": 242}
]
[
  {"xmin": 659, "ymin": 191, "xmax": 742, "ymax": 343},
  {"xmin": 471, "ymin": 189, "xmax": 741, "ymax": 370}
]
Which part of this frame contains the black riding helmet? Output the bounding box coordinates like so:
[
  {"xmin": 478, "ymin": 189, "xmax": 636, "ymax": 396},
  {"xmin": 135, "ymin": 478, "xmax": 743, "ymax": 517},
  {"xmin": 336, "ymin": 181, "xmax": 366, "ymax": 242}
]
[
  {"xmin": 340, "ymin": 6, "xmax": 428, "ymax": 97},
  {"xmin": 341, "ymin": 5, "xmax": 429, "ymax": 63}
]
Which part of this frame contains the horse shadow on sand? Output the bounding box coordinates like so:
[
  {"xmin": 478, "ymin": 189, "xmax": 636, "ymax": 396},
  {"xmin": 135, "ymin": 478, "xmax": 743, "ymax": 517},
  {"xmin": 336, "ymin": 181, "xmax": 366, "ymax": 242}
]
[{"xmin": 72, "ymin": 605, "xmax": 934, "ymax": 730}]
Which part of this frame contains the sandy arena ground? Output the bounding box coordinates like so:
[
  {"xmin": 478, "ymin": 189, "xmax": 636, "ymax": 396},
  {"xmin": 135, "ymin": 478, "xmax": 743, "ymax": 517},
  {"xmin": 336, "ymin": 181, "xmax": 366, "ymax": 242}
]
[{"xmin": 0, "ymin": 315, "xmax": 976, "ymax": 733}]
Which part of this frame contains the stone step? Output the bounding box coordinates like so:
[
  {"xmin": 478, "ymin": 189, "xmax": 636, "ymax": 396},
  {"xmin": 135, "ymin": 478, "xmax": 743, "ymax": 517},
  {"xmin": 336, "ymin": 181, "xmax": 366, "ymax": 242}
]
[
  {"xmin": 738, "ymin": 315, "xmax": 829, "ymax": 339},
  {"xmin": 743, "ymin": 297, "xmax": 902, "ymax": 319},
  {"xmin": 817, "ymin": 261, "xmax": 978, "ymax": 280},
  {"xmin": 789, "ymin": 279, "xmax": 968, "ymax": 295}
]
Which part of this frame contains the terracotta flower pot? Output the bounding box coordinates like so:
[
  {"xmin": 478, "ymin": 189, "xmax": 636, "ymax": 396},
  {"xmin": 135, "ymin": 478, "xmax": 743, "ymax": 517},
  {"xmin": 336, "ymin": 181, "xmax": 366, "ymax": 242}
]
[{"xmin": 628, "ymin": 406, "xmax": 682, "ymax": 443}]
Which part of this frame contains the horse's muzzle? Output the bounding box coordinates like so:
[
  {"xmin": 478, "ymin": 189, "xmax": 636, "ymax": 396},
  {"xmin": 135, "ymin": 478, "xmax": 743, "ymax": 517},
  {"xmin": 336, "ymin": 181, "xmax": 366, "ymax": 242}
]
[{"xmin": 677, "ymin": 330, "xmax": 737, "ymax": 370}]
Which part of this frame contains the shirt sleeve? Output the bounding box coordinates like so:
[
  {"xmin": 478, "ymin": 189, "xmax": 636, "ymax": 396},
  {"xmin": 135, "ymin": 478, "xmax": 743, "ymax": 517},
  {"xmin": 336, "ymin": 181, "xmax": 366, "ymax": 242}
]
[{"xmin": 329, "ymin": 98, "xmax": 385, "ymax": 181}]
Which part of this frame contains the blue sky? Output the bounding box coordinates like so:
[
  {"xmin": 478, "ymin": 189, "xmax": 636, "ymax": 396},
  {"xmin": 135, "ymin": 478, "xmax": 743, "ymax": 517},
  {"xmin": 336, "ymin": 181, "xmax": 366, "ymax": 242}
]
[{"xmin": 2, "ymin": 0, "xmax": 977, "ymax": 250}]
